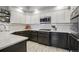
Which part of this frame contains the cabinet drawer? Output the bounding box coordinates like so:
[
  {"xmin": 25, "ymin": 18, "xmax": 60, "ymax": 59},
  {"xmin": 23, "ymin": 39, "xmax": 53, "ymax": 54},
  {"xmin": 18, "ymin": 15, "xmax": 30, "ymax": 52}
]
[
  {"xmin": 38, "ymin": 31, "xmax": 50, "ymax": 37},
  {"xmin": 38, "ymin": 36, "xmax": 50, "ymax": 46},
  {"xmin": 51, "ymin": 32, "xmax": 68, "ymax": 39},
  {"xmin": 30, "ymin": 35, "xmax": 38, "ymax": 42},
  {"xmin": 30, "ymin": 31, "xmax": 37, "ymax": 35}
]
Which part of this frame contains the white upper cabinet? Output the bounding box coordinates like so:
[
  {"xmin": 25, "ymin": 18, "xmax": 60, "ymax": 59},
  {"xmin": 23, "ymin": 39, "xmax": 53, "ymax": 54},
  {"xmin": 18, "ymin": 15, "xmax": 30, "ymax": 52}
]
[
  {"xmin": 64, "ymin": 10, "xmax": 70, "ymax": 23},
  {"xmin": 30, "ymin": 14, "xmax": 40, "ymax": 24},
  {"xmin": 50, "ymin": 10, "xmax": 64, "ymax": 23},
  {"xmin": 50, "ymin": 12, "xmax": 57, "ymax": 23},
  {"xmin": 58, "ymin": 11, "xmax": 65, "ymax": 23},
  {"xmin": 10, "ymin": 7, "xmax": 71, "ymax": 24},
  {"xmin": 39, "ymin": 9, "xmax": 70, "ymax": 24},
  {"xmin": 26, "ymin": 15, "xmax": 31, "ymax": 24},
  {"xmin": 10, "ymin": 10, "xmax": 26, "ymax": 24},
  {"xmin": 51, "ymin": 10, "xmax": 70, "ymax": 23}
]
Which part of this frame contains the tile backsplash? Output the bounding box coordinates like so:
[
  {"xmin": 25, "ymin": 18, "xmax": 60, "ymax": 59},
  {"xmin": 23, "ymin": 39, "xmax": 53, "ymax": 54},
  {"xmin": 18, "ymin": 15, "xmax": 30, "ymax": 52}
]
[
  {"xmin": 0, "ymin": 23, "xmax": 71, "ymax": 32},
  {"xmin": 9, "ymin": 23, "xmax": 26, "ymax": 31},
  {"xmin": 30, "ymin": 23, "xmax": 71, "ymax": 31},
  {"xmin": 54, "ymin": 23, "xmax": 71, "ymax": 31}
]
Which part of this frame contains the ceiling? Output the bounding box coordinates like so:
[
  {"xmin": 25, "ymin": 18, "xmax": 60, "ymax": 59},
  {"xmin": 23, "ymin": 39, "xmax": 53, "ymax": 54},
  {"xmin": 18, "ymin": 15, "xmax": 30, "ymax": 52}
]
[
  {"xmin": 0, "ymin": 6, "xmax": 70, "ymax": 13},
  {"xmin": 9, "ymin": 6, "xmax": 56, "ymax": 13}
]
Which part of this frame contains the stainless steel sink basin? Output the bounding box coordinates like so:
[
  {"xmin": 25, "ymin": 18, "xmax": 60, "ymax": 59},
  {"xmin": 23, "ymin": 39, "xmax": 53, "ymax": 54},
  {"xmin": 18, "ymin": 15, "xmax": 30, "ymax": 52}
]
[{"xmin": 39, "ymin": 29, "xmax": 51, "ymax": 31}]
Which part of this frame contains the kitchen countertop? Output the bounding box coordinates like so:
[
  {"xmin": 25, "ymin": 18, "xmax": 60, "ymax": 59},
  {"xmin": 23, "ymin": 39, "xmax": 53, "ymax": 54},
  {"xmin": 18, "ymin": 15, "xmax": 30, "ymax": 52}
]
[
  {"xmin": 31, "ymin": 29, "xmax": 73, "ymax": 33},
  {"xmin": 0, "ymin": 31, "xmax": 28, "ymax": 50},
  {"xmin": 19, "ymin": 29, "xmax": 76, "ymax": 34},
  {"xmin": 0, "ymin": 28, "xmax": 77, "ymax": 51}
]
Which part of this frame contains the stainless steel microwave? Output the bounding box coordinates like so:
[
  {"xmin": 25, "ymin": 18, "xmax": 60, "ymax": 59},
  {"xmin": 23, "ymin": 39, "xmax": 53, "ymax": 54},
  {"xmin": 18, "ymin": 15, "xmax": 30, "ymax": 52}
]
[{"xmin": 40, "ymin": 16, "xmax": 51, "ymax": 24}]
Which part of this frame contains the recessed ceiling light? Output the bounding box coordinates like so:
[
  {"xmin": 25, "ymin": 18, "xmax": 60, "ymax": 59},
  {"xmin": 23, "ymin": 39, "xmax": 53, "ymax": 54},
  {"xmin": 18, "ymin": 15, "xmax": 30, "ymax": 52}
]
[
  {"xmin": 18, "ymin": 7, "xmax": 23, "ymax": 10},
  {"xmin": 55, "ymin": 6, "xmax": 65, "ymax": 10},
  {"xmin": 34, "ymin": 9, "xmax": 40, "ymax": 14},
  {"xmin": 16, "ymin": 8, "xmax": 23, "ymax": 12}
]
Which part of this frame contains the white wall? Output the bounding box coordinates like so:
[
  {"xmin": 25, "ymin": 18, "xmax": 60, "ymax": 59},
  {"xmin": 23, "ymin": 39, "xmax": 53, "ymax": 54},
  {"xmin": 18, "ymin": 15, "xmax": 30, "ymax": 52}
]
[{"xmin": 30, "ymin": 8, "xmax": 71, "ymax": 31}]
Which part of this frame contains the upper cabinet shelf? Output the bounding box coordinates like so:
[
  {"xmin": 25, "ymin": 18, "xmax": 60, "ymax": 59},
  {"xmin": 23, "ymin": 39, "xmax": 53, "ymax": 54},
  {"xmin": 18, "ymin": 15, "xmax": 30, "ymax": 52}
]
[
  {"xmin": 0, "ymin": 8, "xmax": 10, "ymax": 23},
  {"xmin": 0, "ymin": 9, "xmax": 10, "ymax": 15}
]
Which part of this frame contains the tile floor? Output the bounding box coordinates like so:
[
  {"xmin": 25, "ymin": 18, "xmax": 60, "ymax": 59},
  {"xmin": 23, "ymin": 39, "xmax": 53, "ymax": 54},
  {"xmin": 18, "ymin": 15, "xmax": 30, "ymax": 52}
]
[{"xmin": 27, "ymin": 41, "xmax": 69, "ymax": 52}]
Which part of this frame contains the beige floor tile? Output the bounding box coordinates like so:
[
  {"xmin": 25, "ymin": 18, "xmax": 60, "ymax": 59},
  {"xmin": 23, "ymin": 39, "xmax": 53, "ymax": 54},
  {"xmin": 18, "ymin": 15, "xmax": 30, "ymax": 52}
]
[{"xmin": 27, "ymin": 41, "xmax": 68, "ymax": 52}]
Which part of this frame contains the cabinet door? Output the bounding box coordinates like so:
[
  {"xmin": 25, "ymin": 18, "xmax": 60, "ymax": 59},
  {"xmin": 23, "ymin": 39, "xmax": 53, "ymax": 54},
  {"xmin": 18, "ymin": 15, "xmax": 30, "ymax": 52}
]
[
  {"xmin": 26, "ymin": 15, "xmax": 31, "ymax": 24},
  {"xmin": 30, "ymin": 14, "xmax": 40, "ymax": 24},
  {"xmin": 30, "ymin": 35, "xmax": 38, "ymax": 42},
  {"xmin": 51, "ymin": 32, "xmax": 68, "ymax": 49},
  {"xmin": 38, "ymin": 32, "xmax": 51, "ymax": 46},
  {"xmin": 51, "ymin": 12, "xmax": 57, "ymax": 23},
  {"xmin": 38, "ymin": 36, "xmax": 50, "ymax": 46},
  {"xmin": 64, "ymin": 10, "xmax": 70, "ymax": 23},
  {"xmin": 10, "ymin": 10, "xmax": 26, "ymax": 24},
  {"xmin": 30, "ymin": 31, "xmax": 38, "ymax": 42},
  {"xmin": 56, "ymin": 10, "xmax": 65, "ymax": 23},
  {"xmin": 69, "ymin": 35, "xmax": 78, "ymax": 51}
]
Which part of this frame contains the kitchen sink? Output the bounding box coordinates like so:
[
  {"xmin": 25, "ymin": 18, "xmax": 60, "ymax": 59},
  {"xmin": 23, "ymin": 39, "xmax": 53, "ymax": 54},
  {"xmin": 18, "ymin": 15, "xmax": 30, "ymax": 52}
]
[{"xmin": 39, "ymin": 29, "xmax": 51, "ymax": 31}]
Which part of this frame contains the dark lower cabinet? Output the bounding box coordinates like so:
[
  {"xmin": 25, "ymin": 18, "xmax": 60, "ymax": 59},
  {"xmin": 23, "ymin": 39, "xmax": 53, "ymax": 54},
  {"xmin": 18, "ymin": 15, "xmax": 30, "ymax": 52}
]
[
  {"xmin": 38, "ymin": 31, "xmax": 51, "ymax": 46},
  {"xmin": 29, "ymin": 31, "xmax": 38, "ymax": 42},
  {"xmin": 0, "ymin": 41, "xmax": 27, "ymax": 52},
  {"xmin": 11, "ymin": 30, "xmax": 79, "ymax": 52},
  {"xmin": 51, "ymin": 32, "xmax": 68, "ymax": 49},
  {"xmin": 68, "ymin": 34, "xmax": 78, "ymax": 52}
]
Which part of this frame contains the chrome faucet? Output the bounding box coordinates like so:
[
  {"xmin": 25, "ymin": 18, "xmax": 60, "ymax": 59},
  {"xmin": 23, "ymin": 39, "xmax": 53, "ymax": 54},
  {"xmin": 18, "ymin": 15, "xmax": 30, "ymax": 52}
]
[{"xmin": 51, "ymin": 25, "xmax": 57, "ymax": 31}]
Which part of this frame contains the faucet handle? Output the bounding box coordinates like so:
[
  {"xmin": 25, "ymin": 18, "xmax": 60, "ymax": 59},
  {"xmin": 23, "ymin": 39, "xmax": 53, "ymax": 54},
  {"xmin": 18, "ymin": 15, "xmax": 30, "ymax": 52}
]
[{"xmin": 51, "ymin": 25, "xmax": 57, "ymax": 31}]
